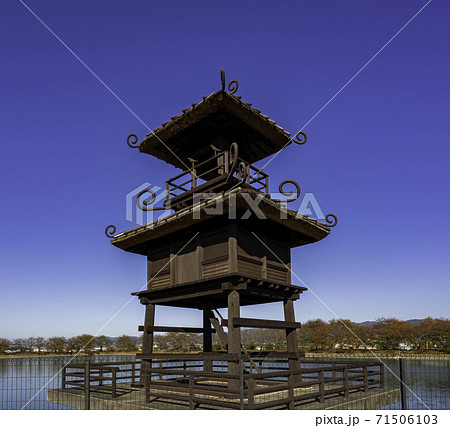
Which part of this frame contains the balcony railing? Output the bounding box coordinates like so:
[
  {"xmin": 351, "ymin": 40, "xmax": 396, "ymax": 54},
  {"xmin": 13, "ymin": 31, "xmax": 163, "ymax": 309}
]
[{"xmin": 164, "ymin": 149, "xmax": 269, "ymax": 209}]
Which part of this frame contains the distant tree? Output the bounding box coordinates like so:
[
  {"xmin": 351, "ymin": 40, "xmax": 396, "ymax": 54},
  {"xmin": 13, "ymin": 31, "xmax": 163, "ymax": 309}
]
[
  {"xmin": 241, "ymin": 329, "xmax": 285, "ymax": 350},
  {"xmin": 115, "ymin": 335, "xmax": 139, "ymax": 352},
  {"xmin": 77, "ymin": 334, "xmax": 95, "ymax": 354},
  {"xmin": 95, "ymin": 335, "xmax": 113, "ymax": 352},
  {"xmin": 154, "ymin": 334, "xmax": 168, "ymax": 351},
  {"xmin": 353, "ymin": 324, "xmax": 376, "ymax": 350},
  {"xmin": 12, "ymin": 338, "xmax": 27, "ymax": 353},
  {"xmin": 47, "ymin": 337, "xmax": 67, "ymax": 354},
  {"xmin": 34, "ymin": 337, "xmax": 47, "ymax": 354},
  {"xmin": 328, "ymin": 319, "xmax": 358, "ymax": 350},
  {"xmin": 162, "ymin": 333, "xmax": 200, "ymax": 352},
  {"xmin": 151, "ymin": 333, "xmax": 202, "ymax": 352},
  {"xmin": 66, "ymin": 334, "xmax": 95, "ymax": 354},
  {"xmin": 0, "ymin": 338, "xmax": 11, "ymax": 353},
  {"xmin": 373, "ymin": 318, "xmax": 414, "ymax": 350},
  {"xmin": 25, "ymin": 337, "xmax": 36, "ymax": 353},
  {"xmin": 417, "ymin": 318, "xmax": 450, "ymax": 352},
  {"xmin": 66, "ymin": 336, "xmax": 81, "ymax": 353},
  {"xmin": 298, "ymin": 319, "xmax": 333, "ymax": 351}
]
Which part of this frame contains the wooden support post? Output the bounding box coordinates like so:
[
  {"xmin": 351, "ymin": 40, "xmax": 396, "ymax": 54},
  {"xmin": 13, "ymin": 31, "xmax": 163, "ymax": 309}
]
[
  {"xmin": 131, "ymin": 362, "xmax": 136, "ymax": 385},
  {"xmin": 283, "ymin": 299, "xmax": 300, "ymax": 384},
  {"xmin": 248, "ymin": 378, "xmax": 255, "ymax": 410},
  {"xmin": 380, "ymin": 363, "xmax": 385, "ymax": 388},
  {"xmin": 363, "ymin": 365, "xmax": 369, "ymax": 392},
  {"xmin": 62, "ymin": 365, "xmax": 67, "ymax": 389},
  {"xmin": 287, "ymin": 372, "xmax": 295, "ymax": 410},
  {"xmin": 343, "ymin": 367, "xmax": 349, "ymax": 398},
  {"xmin": 112, "ymin": 368, "xmax": 117, "ymax": 398},
  {"xmin": 142, "ymin": 303, "xmax": 155, "ymax": 354},
  {"xmin": 189, "ymin": 374, "xmax": 195, "ymax": 410},
  {"xmin": 239, "ymin": 359, "xmax": 244, "ymax": 410},
  {"xmin": 399, "ymin": 358, "xmax": 407, "ymax": 410},
  {"xmin": 227, "ymin": 289, "xmax": 241, "ymax": 390},
  {"xmin": 203, "ymin": 309, "xmax": 213, "ymax": 372},
  {"xmin": 142, "ymin": 303, "xmax": 155, "ymax": 389},
  {"xmin": 319, "ymin": 369, "xmax": 325, "ymax": 403},
  {"xmin": 84, "ymin": 361, "xmax": 90, "ymax": 410}
]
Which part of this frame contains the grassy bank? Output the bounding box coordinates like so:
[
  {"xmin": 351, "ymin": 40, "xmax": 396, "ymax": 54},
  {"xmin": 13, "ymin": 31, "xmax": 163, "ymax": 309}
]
[{"xmin": 1, "ymin": 350, "xmax": 448, "ymax": 360}]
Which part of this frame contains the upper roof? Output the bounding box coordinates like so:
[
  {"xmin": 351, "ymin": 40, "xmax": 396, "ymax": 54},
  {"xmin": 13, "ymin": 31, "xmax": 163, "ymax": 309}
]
[{"xmin": 138, "ymin": 90, "xmax": 293, "ymax": 170}]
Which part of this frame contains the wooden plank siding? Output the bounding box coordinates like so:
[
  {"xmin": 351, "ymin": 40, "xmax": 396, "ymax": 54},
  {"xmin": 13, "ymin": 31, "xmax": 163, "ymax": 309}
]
[{"xmin": 146, "ymin": 223, "xmax": 292, "ymax": 291}]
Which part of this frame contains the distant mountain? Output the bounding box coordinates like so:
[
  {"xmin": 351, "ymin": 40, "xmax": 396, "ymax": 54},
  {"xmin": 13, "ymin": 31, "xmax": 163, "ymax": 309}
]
[
  {"xmin": 105, "ymin": 336, "xmax": 140, "ymax": 342},
  {"xmin": 358, "ymin": 318, "xmax": 427, "ymax": 326}
]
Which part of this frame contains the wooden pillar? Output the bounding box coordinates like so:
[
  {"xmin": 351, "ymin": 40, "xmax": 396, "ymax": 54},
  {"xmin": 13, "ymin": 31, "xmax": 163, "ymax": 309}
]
[
  {"xmin": 283, "ymin": 299, "xmax": 300, "ymax": 386},
  {"xmin": 203, "ymin": 309, "xmax": 213, "ymax": 372},
  {"xmin": 142, "ymin": 303, "xmax": 155, "ymax": 353},
  {"xmin": 141, "ymin": 302, "xmax": 155, "ymax": 389},
  {"xmin": 227, "ymin": 289, "xmax": 241, "ymax": 390}
]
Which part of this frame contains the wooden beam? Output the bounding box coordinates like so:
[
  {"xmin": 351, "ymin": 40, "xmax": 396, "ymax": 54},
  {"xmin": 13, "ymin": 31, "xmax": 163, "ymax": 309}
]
[
  {"xmin": 202, "ymin": 307, "xmax": 228, "ymax": 346},
  {"xmin": 222, "ymin": 317, "xmax": 302, "ymax": 330},
  {"xmin": 138, "ymin": 325, "xmax": 215, "ymax": 334},
  {"xmin": 227, "ymin": 290, "xmax": 241, "ymax": 390},
  {"xmin": 144, "ymin": 289, "xmax": 221, "ymax": 305}
]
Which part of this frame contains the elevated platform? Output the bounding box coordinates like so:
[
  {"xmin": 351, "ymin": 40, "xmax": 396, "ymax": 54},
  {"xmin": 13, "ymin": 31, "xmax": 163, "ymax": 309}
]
[
  {"xmin": 133, "ymin": 274, "xmax": 306, "ymax": 309},
  {"xmin": 48, "ymin": 384, "xmax": 400, "ymax": 410}
]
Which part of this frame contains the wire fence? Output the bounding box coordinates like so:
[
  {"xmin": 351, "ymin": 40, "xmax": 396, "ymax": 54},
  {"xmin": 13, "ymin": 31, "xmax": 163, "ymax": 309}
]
[{"xmin": 0, "ymin": 354, "xmax": 448, "ymax": 410}]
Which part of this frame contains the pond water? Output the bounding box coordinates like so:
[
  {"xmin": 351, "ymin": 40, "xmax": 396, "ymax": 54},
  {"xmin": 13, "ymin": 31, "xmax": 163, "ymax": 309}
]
[{"xmin": 0, "ymin": 355, "xmax": 448, "ymax": 410}]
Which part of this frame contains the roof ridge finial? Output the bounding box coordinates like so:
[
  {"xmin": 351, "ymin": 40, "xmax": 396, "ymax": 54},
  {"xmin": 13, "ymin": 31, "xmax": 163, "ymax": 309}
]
[
  {"xmin": 220, "ymin": 69, "xmax": 226, "ymax": 92},
  {"xmin": 220, "ymin": 69, "xmax": 239, "ymax": 95}
]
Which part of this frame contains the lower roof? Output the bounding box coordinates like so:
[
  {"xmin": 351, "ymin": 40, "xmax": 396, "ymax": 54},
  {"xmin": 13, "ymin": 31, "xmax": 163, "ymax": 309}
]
[{"xmin": 110, "ymin": 187, "xmax": 330, "ymax": 255}]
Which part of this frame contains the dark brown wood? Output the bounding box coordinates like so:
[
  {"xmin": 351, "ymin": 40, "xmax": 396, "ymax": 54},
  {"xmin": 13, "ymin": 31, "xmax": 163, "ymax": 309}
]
[
  {"xmin": 227, "ymin": 289, "xmax": 241, "ymax": 390},
  {"xmin": 399, "ymin": 358, "xmax": 407, "ymax": 410},
  {"xmin": 202, "ymin": 310, "xmax": 213, "ymax": 352},
  {"xmin": 283, "ymin": 298, "xmax": 300, "ymax": 385},
  {"xmin": 141, "ymin": 303, "xmax": 155, "ymax": 389},
  {"xmin": 134, "ymin": 274, "xmax": 306, "ymax": 310},
  {"xmin": 203, "ymin": 309, "xmax": 213, "ymax": 372},
  {"xmin": 106, "ymin": 78, "xmax": 340, "ymax": 409},
  {"xmin": 138, "ymin": 91, "xmax": 293, "ymax": 169},
  {"xmin": 222, "ymin": 317, "xmax": 302, "ymax": 329},
  {"xmin": 84, "ymin": 361, "xmax": 90, "ymax": 410},
  {"xmin": 188, "ymin": 375, "xmax": 194, "ymax": 410},
  {"xmin": 138, "ymin": 325, "xmax": 214, "ymax": 334},
  {"xmin": 142, "ymin": 303, "xmax": 155, "ymax": 354}
]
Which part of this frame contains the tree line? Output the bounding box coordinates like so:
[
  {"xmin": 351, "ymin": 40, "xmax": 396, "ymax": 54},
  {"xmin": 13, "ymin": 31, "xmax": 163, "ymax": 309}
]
[
  {"xmin": 1, "ymin": 317, "xmax": 448, "ymax": 355},
  {"xmin": 0, "ymin": 334, "xmax": 141, "ymax": 355}
]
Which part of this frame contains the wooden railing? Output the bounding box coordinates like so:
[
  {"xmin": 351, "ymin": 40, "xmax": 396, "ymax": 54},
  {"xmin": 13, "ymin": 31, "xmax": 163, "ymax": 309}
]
[
  {"xmin": 165, "ymin": 150, "xmax": 269, "ymax": 206},
  {"xmin": 141, "ymin": 355, "xmax": 384, "ymax": 410},
  {"xmin": 60, "ymin": 357, "xmax": 384, "ymax": 409},
  {"xmin": 62, "ymin": 361, "xmax": 141, "ymax": 398}
]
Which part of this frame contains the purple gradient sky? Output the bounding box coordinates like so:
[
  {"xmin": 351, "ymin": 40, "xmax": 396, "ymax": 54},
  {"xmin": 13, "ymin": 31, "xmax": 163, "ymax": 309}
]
[{"xmin": 1, "ymin": 0, "xmax": 449, "ymax": 339}]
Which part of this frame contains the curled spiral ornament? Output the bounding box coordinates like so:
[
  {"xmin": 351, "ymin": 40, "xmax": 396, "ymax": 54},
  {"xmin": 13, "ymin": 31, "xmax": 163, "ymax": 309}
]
[
  {"xmin": 220, "ymin": 69, "xmax": 239, "ymax": 95},
  {"xmin": 105, "ymin": 225, "xmax": 117, "ymax": 238},
  {"xmin": 127, "ymin": 134, "xmax": 139, "ymax": 148},
  {"xmin": 227, "ymin": 142, "xmax": 239, "ymax": 181},
  {"xmin": 136, "ymin": 189, "xmax": 157, "ymax": 211},
  {"xmin": 228, "ymin": 80, "xmax": 239, "ymax": 95},
  {"xmin": 293, "ymin": 131, "xmax": 307, "ymax": 145},
  {"xmin": 273, "ymin": 180, "xmax": 301, "ymax": 203},
  {"xmin": 238, "ymin": 161, "xmax": 248, "ymax": 182},
  {"xmin": 324, "ymin": 214, "xmax": 338, "ymax": 227}
]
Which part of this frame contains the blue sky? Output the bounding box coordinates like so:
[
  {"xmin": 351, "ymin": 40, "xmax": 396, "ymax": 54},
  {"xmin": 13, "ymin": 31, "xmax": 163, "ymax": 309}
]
[{"xmin": 1, "ymin": 0, "xmax": 449, "ymax": 339}]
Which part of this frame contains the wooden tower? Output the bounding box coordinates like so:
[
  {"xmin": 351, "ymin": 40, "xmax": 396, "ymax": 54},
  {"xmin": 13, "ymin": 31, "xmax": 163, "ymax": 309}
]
[{"xmin": 106, "ymin": 70, "xmax": 336, "ymax": 407}]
